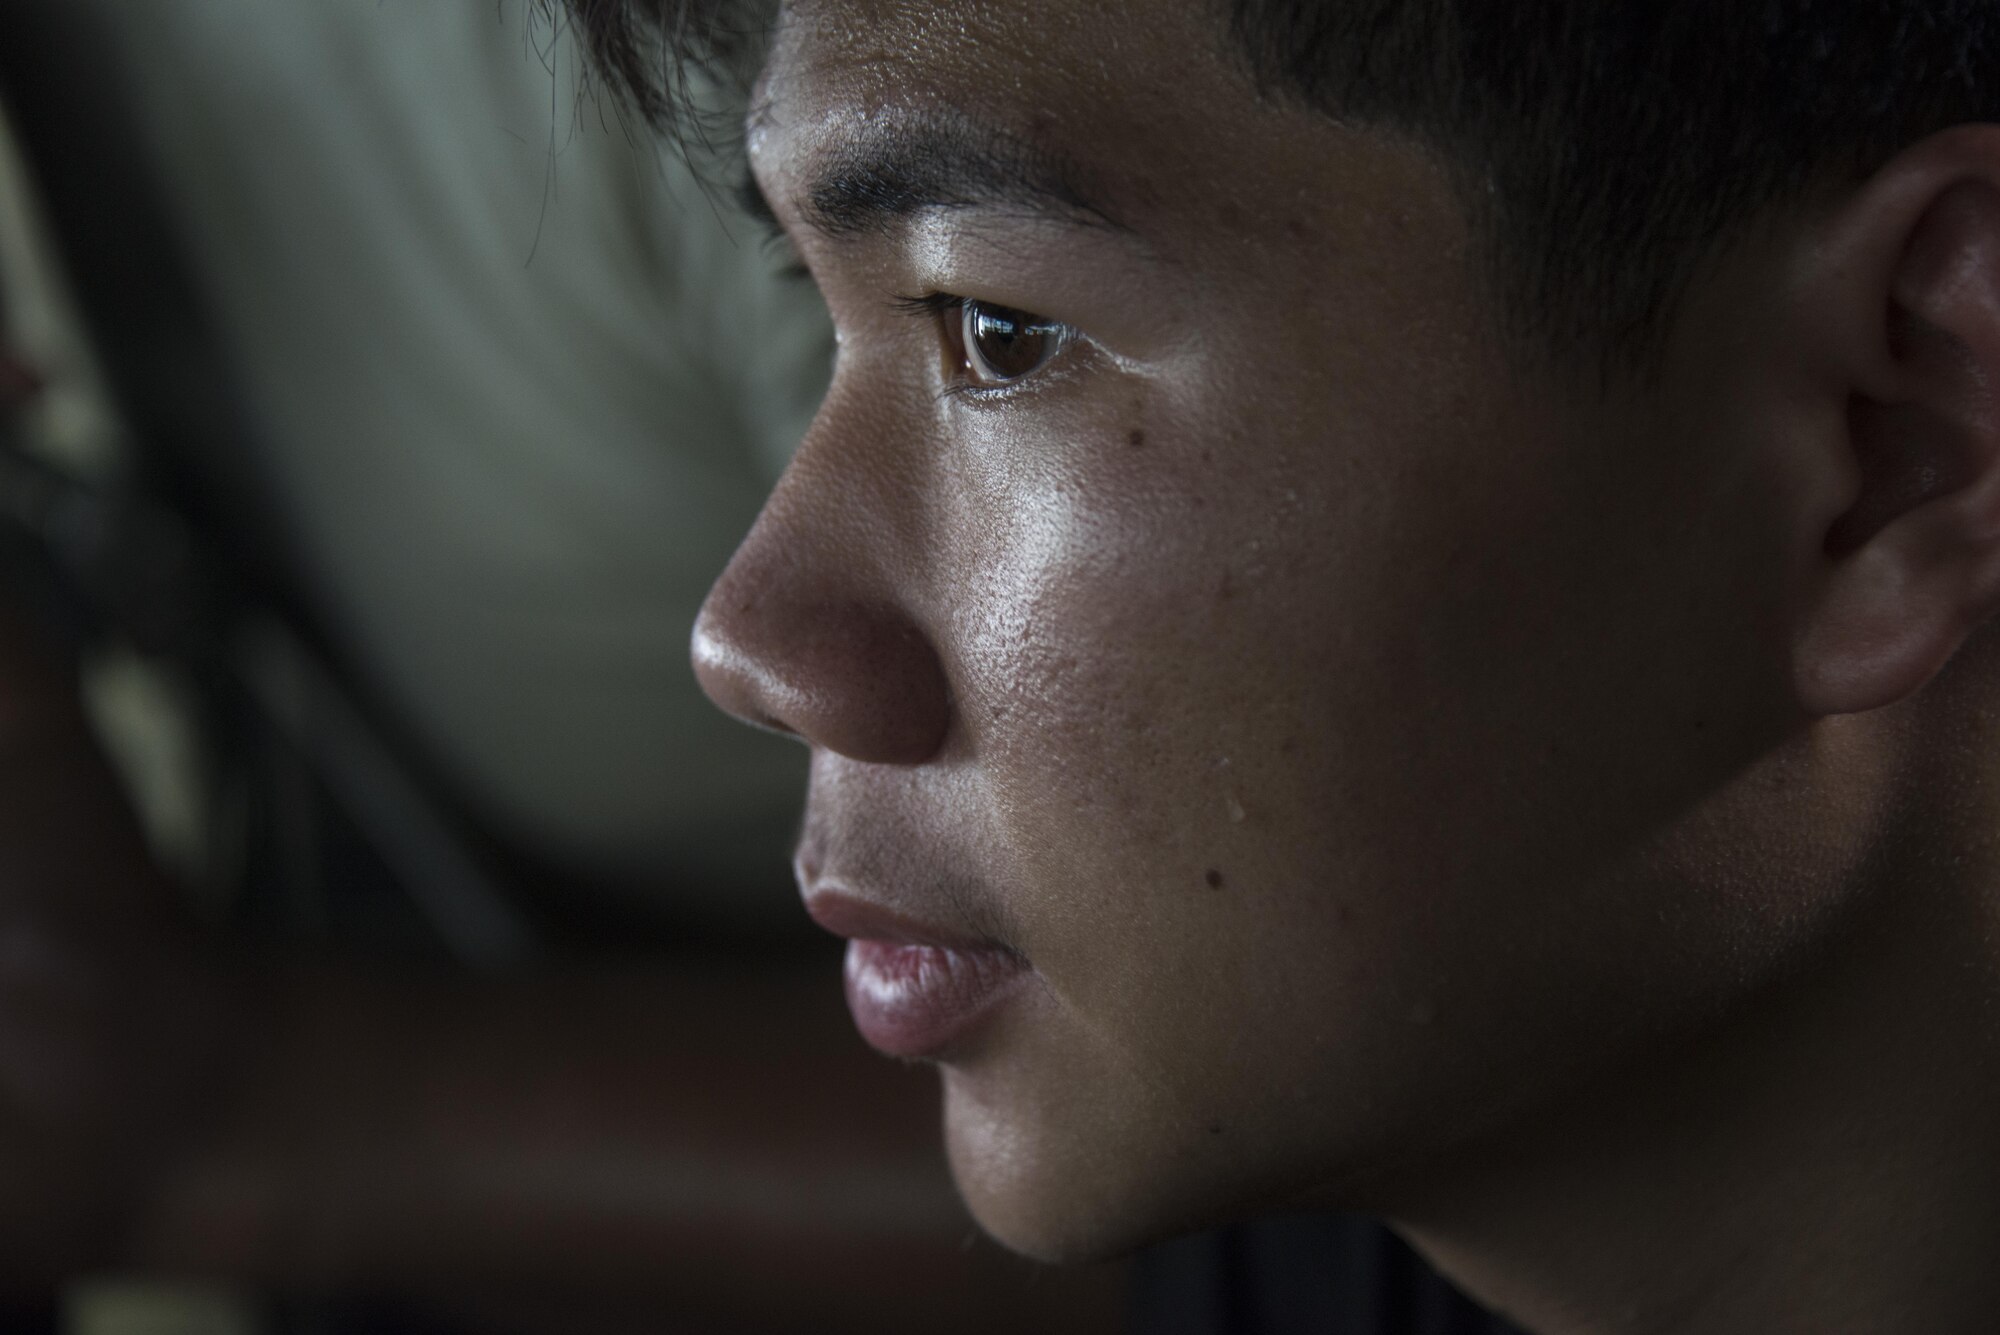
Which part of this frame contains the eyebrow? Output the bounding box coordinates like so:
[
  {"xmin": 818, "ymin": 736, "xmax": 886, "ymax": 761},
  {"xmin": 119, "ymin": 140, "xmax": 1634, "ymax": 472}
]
[{"xmin": 781, "ymin": 110, "xmax": 1130, "ymax": 241}]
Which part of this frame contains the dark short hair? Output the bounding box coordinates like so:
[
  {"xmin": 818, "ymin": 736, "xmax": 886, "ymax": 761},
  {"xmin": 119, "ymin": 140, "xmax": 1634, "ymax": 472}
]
[{"xmin": 561, "ymin": 0, "xmax": 2000, "ymax": 369}]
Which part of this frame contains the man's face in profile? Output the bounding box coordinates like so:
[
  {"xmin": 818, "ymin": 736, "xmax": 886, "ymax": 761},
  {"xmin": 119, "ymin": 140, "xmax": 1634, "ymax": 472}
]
[{"xmin": 695, "ymin": 0, "xmax": 1835, "ymax": 1261}]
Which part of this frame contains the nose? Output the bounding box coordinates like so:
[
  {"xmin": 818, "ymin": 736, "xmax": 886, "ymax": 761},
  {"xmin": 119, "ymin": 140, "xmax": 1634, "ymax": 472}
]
[{"xmin": 692, "ymin": 479, "xmax": 952, "ymax": 766}]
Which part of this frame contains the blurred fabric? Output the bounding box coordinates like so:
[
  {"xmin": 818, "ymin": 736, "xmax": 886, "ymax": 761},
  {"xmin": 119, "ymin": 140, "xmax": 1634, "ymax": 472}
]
[{"xmin": 62, "ymin": 0, "xmax": 831, "ymax": 930}]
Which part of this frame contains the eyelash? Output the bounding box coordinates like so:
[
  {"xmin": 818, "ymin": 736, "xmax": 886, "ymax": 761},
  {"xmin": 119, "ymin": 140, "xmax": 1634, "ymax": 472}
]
[
  {"xmin": 889, "ymin": 291, "xmax": 1077, "ymax": 399},
  {"xmin": 889, "ymin": 290, "xmax": 969, "ymax": 318}
]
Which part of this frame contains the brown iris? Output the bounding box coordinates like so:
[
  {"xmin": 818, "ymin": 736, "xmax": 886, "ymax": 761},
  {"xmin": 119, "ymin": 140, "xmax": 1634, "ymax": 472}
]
[{"xmin": 960, "ymin": 300, "xmax": 1067, "ymax": 387}]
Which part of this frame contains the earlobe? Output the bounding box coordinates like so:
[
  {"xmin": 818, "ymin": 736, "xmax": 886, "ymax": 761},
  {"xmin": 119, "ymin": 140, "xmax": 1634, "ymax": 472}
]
[{"xmin": 1792, "ymin": 136, "xmax": 2000, "ymax": 717}]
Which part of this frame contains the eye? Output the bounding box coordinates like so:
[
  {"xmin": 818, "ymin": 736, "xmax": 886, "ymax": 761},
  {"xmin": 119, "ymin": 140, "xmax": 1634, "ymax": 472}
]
[
  {"xmin": 957, "ymin": 300, "xmax": 1072, "ymax": 388},
  {"xmin": 889, "ymin": 292, "xmax": 1080, "ymax": 394}
]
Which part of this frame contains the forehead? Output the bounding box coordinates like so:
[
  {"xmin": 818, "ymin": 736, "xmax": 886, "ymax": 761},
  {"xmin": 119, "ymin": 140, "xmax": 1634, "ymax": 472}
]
[
  {"xmin": 758, "ymin": 0, "xmax": 1229, "ymax": 135},
  {"xmin": 750, "ymin": 0, "xmax": 1225, "ymax": 232},
  {"xmin": 751, "ymin": 0, "xmax": 1469, "ymax": 280}
]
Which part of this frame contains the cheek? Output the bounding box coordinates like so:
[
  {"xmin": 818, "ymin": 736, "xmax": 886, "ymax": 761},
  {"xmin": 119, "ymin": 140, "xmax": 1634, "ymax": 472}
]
[
  {"xmin": 923, "ymin": 329, "xmax": 1808, "ymax": 1117},
  {"xmin": 927, "ymin": 388, "xmax": 1379, "ymax": 1069}
]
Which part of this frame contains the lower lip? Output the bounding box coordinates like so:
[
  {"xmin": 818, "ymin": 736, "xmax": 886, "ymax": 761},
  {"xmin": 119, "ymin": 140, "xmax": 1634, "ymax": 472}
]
[{"xmin": 843, "ymin": 939, "xmax": 1030, "ymax": 1059}]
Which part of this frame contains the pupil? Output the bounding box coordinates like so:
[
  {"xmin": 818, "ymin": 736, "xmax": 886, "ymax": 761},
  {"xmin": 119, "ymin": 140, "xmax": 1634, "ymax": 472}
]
[{"xmin": 968, "ymin": 304, "xmax": 1053, "ymax": 381}]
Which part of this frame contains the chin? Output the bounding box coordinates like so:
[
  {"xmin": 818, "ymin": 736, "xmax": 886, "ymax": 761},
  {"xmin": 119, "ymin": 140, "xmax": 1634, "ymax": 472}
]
[
  {"xmin": 952, "ymin": 1165, "xmax": 1184, "ymax": 1267},
  {"xmin": 936, "ymin": 1066, "xmax": 1294, "ymax": 1265},
  {"xmin": 937, "ymin": 1071, "xmax": 1154, "ymax": 1263}
]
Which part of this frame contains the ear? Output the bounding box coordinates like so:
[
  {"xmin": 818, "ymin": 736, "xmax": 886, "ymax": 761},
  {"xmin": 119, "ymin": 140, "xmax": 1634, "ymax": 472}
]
[{"xmin": 1789, "ymin": 126, "xmax": 2000, "ymax": 718}]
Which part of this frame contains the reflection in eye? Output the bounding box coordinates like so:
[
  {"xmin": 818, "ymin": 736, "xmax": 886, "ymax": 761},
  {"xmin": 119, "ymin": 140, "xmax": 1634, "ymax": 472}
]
[
  {"xmin": 959, "ymin": 301, "xmax": 1069, "ymax": 387},
  {"xmin": 891, "ymin": 292, "xmax": 1074, "ymax": 392}
]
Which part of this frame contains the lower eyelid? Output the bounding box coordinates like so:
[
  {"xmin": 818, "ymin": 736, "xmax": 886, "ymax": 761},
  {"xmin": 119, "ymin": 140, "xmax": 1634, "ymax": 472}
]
[{"xmin": 940, "ymin": 332, "xmax": 1091, "ymax": 405}]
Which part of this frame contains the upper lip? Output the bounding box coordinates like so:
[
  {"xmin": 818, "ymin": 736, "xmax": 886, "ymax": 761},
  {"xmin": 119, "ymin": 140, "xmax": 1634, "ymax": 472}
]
[{"xmin": 803, "ymin": 887, "xmax": 1001, "ymax": 953}]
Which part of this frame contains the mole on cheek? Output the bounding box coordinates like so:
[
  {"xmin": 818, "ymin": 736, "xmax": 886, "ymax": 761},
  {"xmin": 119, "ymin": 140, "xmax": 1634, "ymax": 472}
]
[
  {"xmin": 1205, "ymin": 868, "xmax": 1225, "ymax": 890},
  {"xmin": 1128, "ymin": 428, "xmax": 1147, "ymax": 449}
]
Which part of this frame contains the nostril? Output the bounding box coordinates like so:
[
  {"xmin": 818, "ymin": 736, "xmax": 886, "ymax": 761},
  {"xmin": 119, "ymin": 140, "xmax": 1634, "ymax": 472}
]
[{"xmin": 746, "ymin": 706, "xmax": 798, "ymax": 738}]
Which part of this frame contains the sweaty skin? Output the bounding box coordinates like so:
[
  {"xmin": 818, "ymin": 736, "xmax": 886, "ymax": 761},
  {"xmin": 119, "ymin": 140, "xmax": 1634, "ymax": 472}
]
[{"xmin": 694, "ymin": 2, "xmax": 2000, "ymax": 1330}]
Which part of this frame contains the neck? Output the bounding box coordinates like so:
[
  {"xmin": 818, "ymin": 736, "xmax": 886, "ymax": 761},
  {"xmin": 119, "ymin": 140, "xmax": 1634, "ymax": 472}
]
[{"xmin": 1392, "ymin": 859, "xmax": 2000, "ymax": 1335}]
